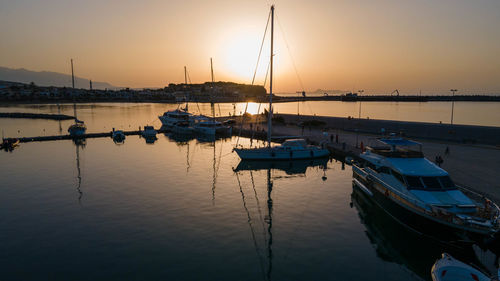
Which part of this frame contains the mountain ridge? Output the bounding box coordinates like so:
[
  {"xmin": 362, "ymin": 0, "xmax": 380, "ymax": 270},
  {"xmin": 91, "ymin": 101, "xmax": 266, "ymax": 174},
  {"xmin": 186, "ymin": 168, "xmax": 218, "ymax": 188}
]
[{"xmin": 0, "ymin": 66, "xmax": 116, "ymax": 90}]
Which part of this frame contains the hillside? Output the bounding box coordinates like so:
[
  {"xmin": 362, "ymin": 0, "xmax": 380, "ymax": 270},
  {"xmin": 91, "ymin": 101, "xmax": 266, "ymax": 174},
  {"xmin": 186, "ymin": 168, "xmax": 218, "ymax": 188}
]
[{"xmin": 0, "ymin": 66, "xmax": 115, "ymax": 90}]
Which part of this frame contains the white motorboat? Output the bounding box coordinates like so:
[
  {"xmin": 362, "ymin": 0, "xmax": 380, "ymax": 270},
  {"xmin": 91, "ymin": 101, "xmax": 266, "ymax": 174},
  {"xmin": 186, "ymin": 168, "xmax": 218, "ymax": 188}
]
[
  {"xmin": 431, "ymin": 253, "xmax": 496, "ymax": 281},
  {"xmin": 233, "ymin": 6, "xmax": 329, "ymax": 161},
  {"xmin": 158, "ymin": 109, "xmax": 192, "ymax": 127},
  {"xmin": 352, "ymin": 137, "xmax": 500, "ymax": 238}
]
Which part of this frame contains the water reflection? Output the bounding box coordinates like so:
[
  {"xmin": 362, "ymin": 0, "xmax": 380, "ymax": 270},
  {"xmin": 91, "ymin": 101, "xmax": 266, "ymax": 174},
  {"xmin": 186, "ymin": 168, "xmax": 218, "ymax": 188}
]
[
  {"xmin": 73, "ymin": 139, "xmax": 85, "ymax": 203},
  {"xmin": 351, "ymin": 185, "xmax": 498, "ymax": 280},
  {"xmin": 234, "ymin": 158, "xmax": 328, "ymax": 175},
  {"xmin": 234, "ymin": 159, "xmax": 329, "ymax": 281}
]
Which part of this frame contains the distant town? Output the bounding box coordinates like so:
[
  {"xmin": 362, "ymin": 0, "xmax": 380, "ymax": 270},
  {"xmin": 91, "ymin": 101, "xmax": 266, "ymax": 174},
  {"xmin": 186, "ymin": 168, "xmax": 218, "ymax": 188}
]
[
  {"xmin": 0, "ymin": 80, "xmax": 268, "ymax": 103},
  {"xmin": 1, "ymin": 80, "xmax": 499, "ymax": 103}
]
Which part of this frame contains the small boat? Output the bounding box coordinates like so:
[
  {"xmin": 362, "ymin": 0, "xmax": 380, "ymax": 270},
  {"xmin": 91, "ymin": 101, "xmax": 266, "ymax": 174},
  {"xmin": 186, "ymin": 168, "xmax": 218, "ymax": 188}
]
[
  {"xmin": 112, "ymin": 129, "xmax": 126, "ymax": 143},
  {"xmin": 141, "ymin": 126, "xmax": 157, "ymax": 138},
  {"xmin": 233, "ymin": 6, "xmax": 329, "ymax": 161},
  {"xmin": 68, "ymin": 122, "xmax": 87, "ymax": 136},
  {"xmin": 1, "ymin": 138, "xmax": 20, "ymax": 151},
  {"xmin": 68, "ymin": 103, "xmax": 86, "ymax": 136},
  {"xmin": 352, "ymin": 137, "xmax": 500, "ymax": 238},
  {"xmin": 431, "ymin": 253, "xmax": 496, "ymax": 281}
]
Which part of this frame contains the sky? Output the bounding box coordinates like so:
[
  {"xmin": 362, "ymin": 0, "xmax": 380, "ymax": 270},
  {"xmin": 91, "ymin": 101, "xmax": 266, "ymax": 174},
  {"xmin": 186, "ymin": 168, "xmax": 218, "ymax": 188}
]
[{"xmin": 0, "ymin": 0, "xmax": 499, "ymax": 94}]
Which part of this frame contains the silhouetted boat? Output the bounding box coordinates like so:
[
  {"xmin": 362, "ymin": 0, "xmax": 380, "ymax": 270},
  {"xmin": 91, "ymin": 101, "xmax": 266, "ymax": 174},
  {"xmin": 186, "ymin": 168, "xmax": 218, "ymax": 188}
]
[
  {"xmin": 112, "ymin": 129, "xmax": 126, "ymax": 144},
  {"xmin": 1, "ymin": 138, "xmax": 20, "ymax": 151}
]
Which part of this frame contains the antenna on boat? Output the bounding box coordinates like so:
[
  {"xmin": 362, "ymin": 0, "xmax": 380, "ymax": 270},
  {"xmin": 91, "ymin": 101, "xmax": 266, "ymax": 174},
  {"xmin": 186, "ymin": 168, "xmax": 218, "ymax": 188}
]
[
  {"xmin": 71, "ymin": 58, "xmax": 75, "ymax": 89},
  {"xmin": 267, "ymin": 5, "xmax": 274, "ymax": 148}
]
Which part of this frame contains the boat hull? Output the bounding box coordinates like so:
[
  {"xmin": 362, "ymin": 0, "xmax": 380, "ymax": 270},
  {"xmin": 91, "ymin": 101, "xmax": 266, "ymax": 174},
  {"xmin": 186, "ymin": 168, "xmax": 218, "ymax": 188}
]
[
  {"xmin": 195, "ymin": 126, "xmax": 232, "ymax": 136},
  {"xmin": 352, "ymin": 169, "xmax": 497, "ymax": 242},
  {"xmin": 234, "ymin": 147, "xmax": 330, "ymax": 160}
]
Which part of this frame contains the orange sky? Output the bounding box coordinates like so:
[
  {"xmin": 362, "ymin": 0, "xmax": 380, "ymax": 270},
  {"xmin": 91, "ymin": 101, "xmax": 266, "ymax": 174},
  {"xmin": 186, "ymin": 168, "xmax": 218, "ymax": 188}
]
[{"xmin": 1, "ymin": 0, "xmax": 499, "ymax": 94}]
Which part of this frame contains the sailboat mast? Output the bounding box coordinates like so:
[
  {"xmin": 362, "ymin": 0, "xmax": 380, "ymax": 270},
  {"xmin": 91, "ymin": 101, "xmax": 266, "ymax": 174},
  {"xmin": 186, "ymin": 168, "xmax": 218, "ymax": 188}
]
[
  {"xmin": 71, "ymin": 58, "xmax": 75, "ymax": 89},
  {"xmin": 267, "ymin": 5, "xmax": 274, "ymax": 147},
  {"xmin": 210, "ymin": 58, "xmax": 215, "ymax": 83},
  {"xmin": 184, "ymin": 66, "xmax": 187, "ymax": 85},
  {"xmin": 210, "ymin": 58, "xmax": 215, "ymax": 119}
]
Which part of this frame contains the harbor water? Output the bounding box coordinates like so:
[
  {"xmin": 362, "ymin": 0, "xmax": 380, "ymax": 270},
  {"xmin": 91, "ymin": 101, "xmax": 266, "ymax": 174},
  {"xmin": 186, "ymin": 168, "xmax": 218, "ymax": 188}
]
[{"xmin": 0, "ymin": 103, "xmax": 498, "ymax": 280}]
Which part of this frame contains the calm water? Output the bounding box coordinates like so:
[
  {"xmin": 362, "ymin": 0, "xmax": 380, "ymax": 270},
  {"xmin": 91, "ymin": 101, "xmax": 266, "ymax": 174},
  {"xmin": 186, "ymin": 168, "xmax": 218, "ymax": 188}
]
[{"xmin": 0, "ymin": 104, "xmax": 498, "ymax": 280}]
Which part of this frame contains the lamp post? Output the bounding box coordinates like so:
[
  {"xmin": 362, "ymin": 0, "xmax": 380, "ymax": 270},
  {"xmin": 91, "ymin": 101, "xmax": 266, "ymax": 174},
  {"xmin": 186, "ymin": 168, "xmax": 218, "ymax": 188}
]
[
  {"xmin": 450, "ymin": 89, "xmax": 457, "ymax": 125},
  {"xmin": 358, "ymin": 90, "xmax": 364, "ymax": 119}
]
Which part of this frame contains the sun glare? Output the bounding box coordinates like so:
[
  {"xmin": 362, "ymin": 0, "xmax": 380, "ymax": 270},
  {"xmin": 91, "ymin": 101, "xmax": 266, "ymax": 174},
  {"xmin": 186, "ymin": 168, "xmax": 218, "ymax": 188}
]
[{"xmin": 219, "ymin": 33, "xmax": 265, "ymax": 83}]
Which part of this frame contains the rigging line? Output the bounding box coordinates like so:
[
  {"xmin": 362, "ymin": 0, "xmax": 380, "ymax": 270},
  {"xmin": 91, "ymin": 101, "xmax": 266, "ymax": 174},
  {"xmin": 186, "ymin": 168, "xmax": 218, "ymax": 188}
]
[
  {"xmin": 235, "ymin": 9, "xmax": 270, "ymax": 148},
  {"xmin": 263, "ymin": 60, "xmax": 271, "ymax": 89},
  {"xmin": 235, "ymin": 102, "xmax": 250, "ymax": 147},
  {"xmin": 236, "ymin": 171, "xmax": 267, "ymax": 280},
  {"xmin": 250, "ymin": 170, "xmax": 268, "ymax": 245},
  {"xmin": 196, "ymin": 102, "xmax": 201, "ymax": 115},
  {"xmin": 250, "ymin": 102, "xmax": 263, "ymax": 147},
  {"xmin": 276, "ymin": 14, "xmax": 305, "ymax": 92},
  {"xmin": 187, "ymin": 69, "xmax": 192, "ymax": 84},
  {"xmin": 252, "ymin": 9, "xmax": 272, "ymax": 86}
]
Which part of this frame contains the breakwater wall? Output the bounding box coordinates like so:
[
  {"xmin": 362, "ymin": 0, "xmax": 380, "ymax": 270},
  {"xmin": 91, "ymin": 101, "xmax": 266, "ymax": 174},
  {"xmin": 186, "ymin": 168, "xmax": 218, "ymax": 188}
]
[{"xmin": 275, "ymin": 114, "xmax": 500, "ymax": 145}]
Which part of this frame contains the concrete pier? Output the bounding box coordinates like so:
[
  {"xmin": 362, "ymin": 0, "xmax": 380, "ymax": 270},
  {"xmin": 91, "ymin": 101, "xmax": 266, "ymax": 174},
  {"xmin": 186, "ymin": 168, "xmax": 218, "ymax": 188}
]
[{"xmin": 232, "ymin": 117, "xmax": 500, "ymax": 204}]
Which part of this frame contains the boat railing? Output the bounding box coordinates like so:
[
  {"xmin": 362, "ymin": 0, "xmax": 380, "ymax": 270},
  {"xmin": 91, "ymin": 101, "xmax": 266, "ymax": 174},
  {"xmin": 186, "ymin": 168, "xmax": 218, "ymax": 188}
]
[{"xmin": 456, "ymin": 184, "xmax": 500, "ymax": 223}]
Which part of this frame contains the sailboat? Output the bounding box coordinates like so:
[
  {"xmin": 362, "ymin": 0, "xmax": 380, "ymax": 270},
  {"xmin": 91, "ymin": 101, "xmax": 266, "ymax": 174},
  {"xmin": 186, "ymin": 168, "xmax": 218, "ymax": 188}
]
[
  {"xmin": 67, "ymin": 59, "xmax": 87, "ymax": 136},
  {"xmin": 159, "ymin": 66, "xmax": 194, "ymax": 128},
  {"xmin": 234, "ymin": 6, "xmax": 329, "ymax": 160},
  {"xmin": 193, "ymin": 58, "xmax": 232, "ymax": 137},
  {"xmin": 68, "ymin": 104, "xmax": 87, "ymax": 136}
]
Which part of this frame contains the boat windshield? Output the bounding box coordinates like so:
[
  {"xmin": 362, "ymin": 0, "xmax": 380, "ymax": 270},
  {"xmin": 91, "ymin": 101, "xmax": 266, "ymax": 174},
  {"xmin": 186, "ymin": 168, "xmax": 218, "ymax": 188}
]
[{"xmin": 403, "ymin": 175, "xmax": 456, "ymax": 190}]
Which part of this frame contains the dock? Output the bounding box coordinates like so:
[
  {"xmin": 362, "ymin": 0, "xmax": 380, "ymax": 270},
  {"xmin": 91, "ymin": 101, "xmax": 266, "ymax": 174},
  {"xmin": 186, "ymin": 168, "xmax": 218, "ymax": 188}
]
[
  {"xmin": 0, "ymin": 112, "xmax": 75, "ymax": 120},
  {"xmin": 4, "ymin": 115, "xmax": 500, "ymax": 204},
  {"xmin": 9, "ymin": 128, "xmax": 169, "ymax": 143}
]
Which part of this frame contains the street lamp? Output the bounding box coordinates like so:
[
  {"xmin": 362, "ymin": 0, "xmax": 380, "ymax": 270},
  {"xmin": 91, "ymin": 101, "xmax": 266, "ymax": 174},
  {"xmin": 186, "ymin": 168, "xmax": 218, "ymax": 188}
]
[
  {"xmin": 450, "ymin": 89, "xmax": 458, "ymax": 125},
  {"xmin": 358, "ymin": 90, "xmax": 364, "ymax": 118}
]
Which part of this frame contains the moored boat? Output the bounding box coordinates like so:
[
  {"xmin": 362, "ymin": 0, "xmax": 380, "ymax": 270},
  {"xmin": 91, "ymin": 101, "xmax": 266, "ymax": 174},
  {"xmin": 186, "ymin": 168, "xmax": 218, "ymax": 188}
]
[
  {"xmin": 141, "ymin": 126, "xmax": 157, "ymax": 139},
  {"xmin": 431, "ymin": 253, "xmax": 496, "ymax": 281},
  {"xmin": 158, "ymin": 109, "xmax": 192, "ymax": 127},
  {"xmin": 68, "ymin": 122, "xmax": 87, "ymax": 136},
  {"xmin": 112, "ymin": 129, "xmax": 126, "ymax": 143},
  {"xmin": 352, "ymin": 137, "xmax": 500, "ymax": 239}
]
